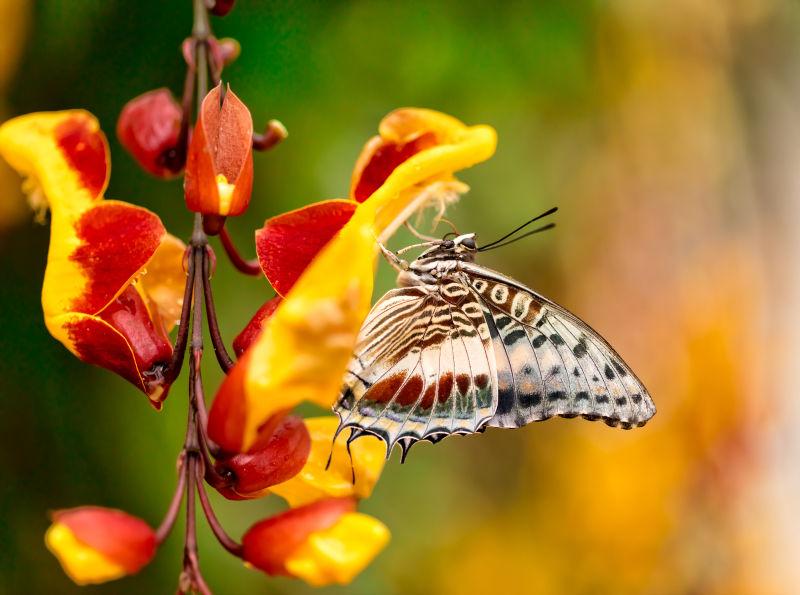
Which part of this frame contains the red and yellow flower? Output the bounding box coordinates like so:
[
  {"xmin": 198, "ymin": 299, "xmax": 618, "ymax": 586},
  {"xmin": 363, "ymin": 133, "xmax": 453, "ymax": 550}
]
[
  {"xmin": 242, "ymin": 497, "xmax": 389, "ymax": 586},
  {"xmin": 209, "ymin": 107, "xmax": 497, "ymax": 452},
  {"xmin": 45, "ymin": 506, "xmax": 156, "ymax": 585},
  {"xmin": 0, "ymin": 111, "xmax": 185, "ymax": 405}
]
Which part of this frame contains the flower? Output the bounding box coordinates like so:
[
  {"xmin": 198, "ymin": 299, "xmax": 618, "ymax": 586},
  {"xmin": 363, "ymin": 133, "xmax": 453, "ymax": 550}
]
[
  {"xmin": 184, "ymin": 83, "xmax": 253, "ymax": 230},
  {"xmin": 208, "ymin": 107, "xmax": 497, "ymax": 452},
  {"xmin": 0, "ymin": 110, "xmax": 185, "ymax": 406},
  {"xmin": 117, "ymin": 88, "xmax": 183, "ymax": 178},
  {"xmin": 241, "ymin": 497, "xmax": 389, "ymax": 586},
  {"xmin": 214, "ymin": 414, "xmax": 311, "ymax": 500},
  {"xmin": 44, "ymin": 506, "xmax": 156, "ymax": 586},
  {"xmin": 269, "ymin": 416, "xmax": 386, "ymax": 507}
]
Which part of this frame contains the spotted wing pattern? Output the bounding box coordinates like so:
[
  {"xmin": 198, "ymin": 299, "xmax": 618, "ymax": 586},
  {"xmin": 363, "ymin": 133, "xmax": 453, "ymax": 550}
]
[
  {"xmin": 334, "ymin": 284, "xmax": 497, "ymax": 458},
  {"xmin": 466, "ymin": 268, "xmax": 655, "ymax": 430}
]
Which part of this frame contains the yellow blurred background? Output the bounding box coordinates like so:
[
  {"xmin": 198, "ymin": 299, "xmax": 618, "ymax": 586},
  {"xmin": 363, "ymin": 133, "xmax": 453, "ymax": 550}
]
[{"xmin": 1, "ymin": 1, "xmax": 798, "ymax": 594}]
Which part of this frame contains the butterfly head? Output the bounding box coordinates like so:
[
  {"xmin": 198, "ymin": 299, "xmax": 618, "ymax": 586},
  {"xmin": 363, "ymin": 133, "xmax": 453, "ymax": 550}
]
[{"xmin": 417, "ymin": 233, "xmax": 478, "ymax": 261}]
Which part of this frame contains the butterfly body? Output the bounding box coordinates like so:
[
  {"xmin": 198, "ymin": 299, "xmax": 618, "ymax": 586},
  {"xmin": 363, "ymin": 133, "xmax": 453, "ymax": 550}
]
[{"xmin": 335, "ymin": 233, "xmax": 655, "ymax": 459}]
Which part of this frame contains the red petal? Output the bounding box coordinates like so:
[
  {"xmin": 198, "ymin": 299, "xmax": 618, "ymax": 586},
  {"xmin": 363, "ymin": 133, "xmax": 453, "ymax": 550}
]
[
  {"xmin": 55, "ymin": 115, "xmax": 109, "ymax": 199},
  {"xmin": 65, "ymin": 286, "xmax": 172, "ymax": 402},
  {"xmin": 232, "ymin": 296, "xmax": 282, "ymax": 357},
  {"xmin": 207, "ymin": 349, "xmax": 281, "ymax": 452},
  {"xmin": 350, "ymin": 131, "xmax": 438, "ymax": 202},
  {"xmin": 255, "ymin": 200, "xmax": 356, "ymax": 296},
  {"xmin": 242, "ymin": 497, "xmax": 357, "ymax": 575},
  {"xmin": 70, "ymin": 202, "xmax": 165, "ymax": 315},
  {"xmin": 215, "ymin": 414, "xmax": 311, "ymax": 498},
  {"xmin": 54, "ymin": 507, "xmax": 156, "ymax": 573}
]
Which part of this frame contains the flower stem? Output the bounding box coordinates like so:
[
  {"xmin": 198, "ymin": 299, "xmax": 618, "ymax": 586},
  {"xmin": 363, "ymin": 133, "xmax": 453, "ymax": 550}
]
[
  {"xmin": 195, "ymin": 463, "xmax": 244, "ymax": 557},
  {"xmin": 202, "ymin": 251, "xmax": 236, "ymax": 371},
  {"xmin": 155, "ymin": 454, "xmax": 187, "ymax": 545},
  {"xmin": 164, "ymin": 247, "xmax": 195, "ymax": 385},
  {"xmin": 219, "ymin": 226, "xmax": 262, "ymax": 276}
]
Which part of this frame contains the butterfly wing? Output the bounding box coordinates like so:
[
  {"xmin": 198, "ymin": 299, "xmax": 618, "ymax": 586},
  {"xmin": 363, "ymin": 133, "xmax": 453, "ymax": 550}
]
[
  {"xmin": 334, "ymin": 284, "xmax": 498, "ymax": 458},
  {"xmin": 462, "ymin": 263, "xmax": 656, "ymax": 430}
]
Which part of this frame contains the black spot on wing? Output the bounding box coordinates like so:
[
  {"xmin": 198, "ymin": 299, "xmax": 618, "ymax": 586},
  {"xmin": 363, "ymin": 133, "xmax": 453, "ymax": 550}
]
[
  {"xmin": 519, "ymin": 392, "xmax": 542, "ymax": 408},
  {"xmin": 503, "ymin": 329, "xmax": 528, "ymax": 346},
  {"xmin": 612, "ymin": 359, "xmax": 628, "ymax": 377},
  {"xmin": 604, "ymin": 363, "xmax": 616, "ymax": 380},
  {"xmin": 532, "ymin": 335, "xmax": 547, "ymax": 348}
]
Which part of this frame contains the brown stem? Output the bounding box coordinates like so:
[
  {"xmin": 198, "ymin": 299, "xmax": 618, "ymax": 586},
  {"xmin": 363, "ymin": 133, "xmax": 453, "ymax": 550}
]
[
  {"xmin": 202, "ymin": 251, "xmax": 235, "ymax": 372},
  {"xmin": 195, "ymin": 463, "xmax": 244, "ymax": 557},
  {"xmin": 155, "ymin": 454, "xmax": 187, "ymax": 545},
  {"xmin": 164, "ymin": 247, "xmax": 195, "ymax": 385},
  {"xmin": 218, "ymin": 227, "xmax": 262, "ymax": 276}
]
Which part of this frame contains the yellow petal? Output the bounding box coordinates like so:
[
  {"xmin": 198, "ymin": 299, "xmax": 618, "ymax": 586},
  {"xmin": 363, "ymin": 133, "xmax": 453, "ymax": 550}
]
[
  {"xmin": 0, "ymin": 110, "xmax": 109, "ymax": 216},
  {"xmin": 45, "ymin": 522, "xmax": 127, "ymax": 586},
  {"xmin": 284, "ymin": 512, "xmax": 390, "ymax": 586},
  {"xmin": 270, "ymin": 416, "xmax": 386, "ymax": 507},
  {"xmin": 138, "ymin": 233, "xmax": 187, "ymax": 331},
  {"xmin": 235, "ymin": 110, "xmax": 496, "ymax": 450}
]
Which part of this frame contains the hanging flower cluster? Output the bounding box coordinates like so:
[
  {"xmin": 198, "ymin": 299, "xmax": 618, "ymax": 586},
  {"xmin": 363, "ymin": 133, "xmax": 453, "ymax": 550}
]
[{"xmin": 0, "ymin": 1, "xmax": 496, "ymax": 592}]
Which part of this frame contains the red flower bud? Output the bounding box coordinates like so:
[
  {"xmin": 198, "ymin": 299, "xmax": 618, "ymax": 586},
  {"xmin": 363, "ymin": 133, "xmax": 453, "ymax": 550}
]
[
  {"xmin": 209, "ymin": 0, "xmax": 236, "ymax": 16},
  {"xmin": 214, "ymin": 414, "xmax": 311, "ymax": 499},
  {"xmin": 184, "ymin": 83, "xmax": 253, "ymax": 228},
  {"xmin": 232, "ymin": 296, "xmax": 282, "ymax": 357},
  {"xmin": 45, "ymin": 506, "xmax": 156, "ymax": 585},
  {"xmin": 242, "ymin": 498, "xmax": 356, "ymax": 576},
  {"xmin": 117, "ymin": 89, "xmax": 183, "ymax": 178}
]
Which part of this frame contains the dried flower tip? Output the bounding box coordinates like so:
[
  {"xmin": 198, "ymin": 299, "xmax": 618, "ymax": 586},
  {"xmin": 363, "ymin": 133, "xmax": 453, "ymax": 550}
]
[{"xmin": 253, "ymin": 119, "xmax": 288, "ymax": 151}]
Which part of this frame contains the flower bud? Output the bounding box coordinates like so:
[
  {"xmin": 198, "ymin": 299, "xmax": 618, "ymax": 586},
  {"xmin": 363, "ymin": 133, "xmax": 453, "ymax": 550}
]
[
  {"xmin": 242, "ymin": 498, "xmax": 389, "ymax": 586},
  {"xmin": 117, "ymin": 89, "xmax": 183, "ymax": 178},
  {"xmin": 214, "ymin": 414, "xmax": 310, "ymax": 499},
  {"xmin": 45, "ymin": 507, "xmax": 156, "ymax": 585},
  {"xmin": 184, "ymin": 83, "xmax": 253, "ymax": 228}
]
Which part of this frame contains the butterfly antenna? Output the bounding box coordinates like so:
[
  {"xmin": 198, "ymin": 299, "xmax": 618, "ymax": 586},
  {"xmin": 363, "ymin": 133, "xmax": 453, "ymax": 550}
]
[
  {"xmin": 478, "ymin": 206, "xmax": 558, "ymax": 251},
  {"xmin": 478, "ymin": 222, "xmax": 556, "ymax": 251}
]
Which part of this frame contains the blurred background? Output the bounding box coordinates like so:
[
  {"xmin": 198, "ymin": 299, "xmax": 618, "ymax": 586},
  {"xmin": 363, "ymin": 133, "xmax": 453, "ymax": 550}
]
[{"xmin": 1, "ymin": 1, "xmax": 799, "ymax": 593}]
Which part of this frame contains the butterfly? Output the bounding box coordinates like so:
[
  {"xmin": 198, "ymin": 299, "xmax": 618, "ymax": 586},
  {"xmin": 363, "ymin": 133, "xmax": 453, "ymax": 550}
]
[{"xmin": 334, "ymin": 209, "xmax": 655, "ymax": 460}]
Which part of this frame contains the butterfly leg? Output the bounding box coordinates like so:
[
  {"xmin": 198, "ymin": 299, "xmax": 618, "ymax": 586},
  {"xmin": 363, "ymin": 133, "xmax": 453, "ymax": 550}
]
[{"xmin": 378, "ymin": 241, "xmax": 410, "ymax": 273}]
